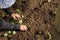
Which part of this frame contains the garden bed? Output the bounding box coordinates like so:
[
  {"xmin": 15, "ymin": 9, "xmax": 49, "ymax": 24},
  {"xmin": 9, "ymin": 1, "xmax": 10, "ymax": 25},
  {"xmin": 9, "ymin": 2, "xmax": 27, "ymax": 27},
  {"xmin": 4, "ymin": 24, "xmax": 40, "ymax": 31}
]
[{"xmin": 0, "ymin": 0, "xmax": 58, "ymax": 40}]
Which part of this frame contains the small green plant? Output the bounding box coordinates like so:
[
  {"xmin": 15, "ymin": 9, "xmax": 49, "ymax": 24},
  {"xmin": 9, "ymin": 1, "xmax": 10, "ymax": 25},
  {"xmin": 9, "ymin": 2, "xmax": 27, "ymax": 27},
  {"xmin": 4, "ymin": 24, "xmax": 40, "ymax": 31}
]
[
  {"xmin": 19, "ymin": 19, "xmax": 23, "ymax": 24},
  {"xmin": 8, "ymin": 31, "xmax": 11, "ymax": 34},
  {"xmin": 12, "ymin": 31, "xmax": 16, "ymax": 35},
  {"xmin": 16, "ymin": 9, "xmax": 22, "ymax": 14},
  {"xmin": 16, "ymin": 9, "xmax": 20, "ymax": 13},
  {"xmin": 4, "ymin": 33, "xmax": 8, "ymax": 37},
  {"xmin": 4, "ymin": 31, "xmax": 17, "ymax": 37}
]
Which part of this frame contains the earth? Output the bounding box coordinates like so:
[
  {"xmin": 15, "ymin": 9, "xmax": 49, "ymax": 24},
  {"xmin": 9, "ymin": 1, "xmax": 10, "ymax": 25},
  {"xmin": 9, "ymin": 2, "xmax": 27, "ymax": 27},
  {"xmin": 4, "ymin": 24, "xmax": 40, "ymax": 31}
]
[{"xmin": 0, "ymin": 0, "xmax": 58, "ymax": 40}]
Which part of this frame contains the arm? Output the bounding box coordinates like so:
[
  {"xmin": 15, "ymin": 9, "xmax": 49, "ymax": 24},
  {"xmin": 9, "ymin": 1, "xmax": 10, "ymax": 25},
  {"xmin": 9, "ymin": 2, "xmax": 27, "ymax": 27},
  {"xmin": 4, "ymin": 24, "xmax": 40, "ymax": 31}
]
[
  {"xmin": 2, "ymin": 8, "xmax": 20, "ymax": 20},
  {"xmin": 0, "ymin": 20, "xmax": 20, "ymax": 31},
  {"xmin": 2, "ymin": 8, "xmax": 13, "ymax": 15}
]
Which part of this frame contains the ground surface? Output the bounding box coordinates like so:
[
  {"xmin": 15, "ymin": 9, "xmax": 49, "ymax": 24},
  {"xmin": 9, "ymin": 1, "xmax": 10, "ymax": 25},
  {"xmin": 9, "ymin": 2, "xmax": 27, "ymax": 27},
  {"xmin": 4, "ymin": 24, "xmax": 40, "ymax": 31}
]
[{"xmin": 0, "ymin": 0, "xmax": 58, "ymax": 40}]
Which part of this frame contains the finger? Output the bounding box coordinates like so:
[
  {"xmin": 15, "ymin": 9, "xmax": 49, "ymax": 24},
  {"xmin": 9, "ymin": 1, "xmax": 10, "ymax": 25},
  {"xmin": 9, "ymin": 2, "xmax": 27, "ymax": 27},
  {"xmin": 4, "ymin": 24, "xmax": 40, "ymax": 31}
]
[
  {"xmin": 18, "ymin": 16, "xmax": 21, "ymax": 20},
  {"xmin": 13, "ymin": 16, "xmax": 17, "ymax": 20},
  {"xmin": 16, "ymin": 15, "xmax": 21, "ymax": 20},
  {"xmin": 25, "ymin": 27, "xmax": 28, "ymax": 31},
  {"xmin": 16, "ymin": 14, "xmax": 21, "ymax": 20},
  {"xmin": 24, "ymin": 26, "xmax": 28, "ymax": 31}
]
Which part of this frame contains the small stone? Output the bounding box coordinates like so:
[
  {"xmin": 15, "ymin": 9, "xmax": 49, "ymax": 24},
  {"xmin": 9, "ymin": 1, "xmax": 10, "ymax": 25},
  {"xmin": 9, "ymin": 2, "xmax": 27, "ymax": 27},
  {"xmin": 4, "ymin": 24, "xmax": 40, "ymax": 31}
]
[
  {"xmin": 48, "ymin": 0, "xmax": 51, "ymax": 2},
  {"xmin": 22, "ymin": 15, "xmax": 24, "ymax": 18}
]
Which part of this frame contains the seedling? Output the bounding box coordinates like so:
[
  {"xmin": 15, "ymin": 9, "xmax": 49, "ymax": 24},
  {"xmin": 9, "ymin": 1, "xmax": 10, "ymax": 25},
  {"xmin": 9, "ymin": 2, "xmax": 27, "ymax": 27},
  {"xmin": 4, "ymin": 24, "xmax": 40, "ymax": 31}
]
[
  {"xmin": 16, "ymin": 9, "xmax": 23, "ymax": 17},
  {"xmin": 4, "ymin": 33, "xmax": 8, "ymax": 37},
  {"xmin": 19, "ymin": 19, "xmax": 23, "ymax": 24},
  {"xmin": 16, "ymin": 9, "xmax": 21, "ymax": 14},
  {"xmin": 22, "ymin": 15, "xmax": 25, "ymax": 18},
  {"xmin": 8, "ymin": 31, "xmax": 11, "ymax": 34},
  {"xmin": 16, "ymin": 9, "xmax": 20, "ymax": 12},
  {"xmin": 12, "ymin": 31, "xmax": 16, "ymax": 35}
]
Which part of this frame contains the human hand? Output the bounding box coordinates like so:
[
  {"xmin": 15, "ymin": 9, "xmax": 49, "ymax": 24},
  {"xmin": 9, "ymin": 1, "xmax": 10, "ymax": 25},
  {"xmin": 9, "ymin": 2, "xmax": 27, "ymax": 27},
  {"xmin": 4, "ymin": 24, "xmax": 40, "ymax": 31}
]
[
  {"xmin": 20, "ymin": 25, "xmax": 28, "ymax": 31},
  {"xmin": 11, "ymin": 13, "xmax": 21, "ymax": 20}
]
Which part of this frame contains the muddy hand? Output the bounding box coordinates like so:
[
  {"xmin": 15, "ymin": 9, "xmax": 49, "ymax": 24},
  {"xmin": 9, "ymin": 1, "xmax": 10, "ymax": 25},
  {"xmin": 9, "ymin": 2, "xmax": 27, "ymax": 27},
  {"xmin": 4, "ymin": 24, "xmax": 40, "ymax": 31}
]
[
  {"xmin": 11, "ymin": 13, "xmax": 21, "ymax": 20},
  {"xmin": 20, "ymin": 25, "xmax": 28, "ymax": 31}
]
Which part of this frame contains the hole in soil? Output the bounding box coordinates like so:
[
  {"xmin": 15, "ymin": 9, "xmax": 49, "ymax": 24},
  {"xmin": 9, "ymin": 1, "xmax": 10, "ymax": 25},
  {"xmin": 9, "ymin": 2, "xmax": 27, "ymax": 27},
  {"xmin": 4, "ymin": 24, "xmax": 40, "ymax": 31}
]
[
  {"xmin": 35, "ymin": 31, "xmax": 39, "ymax": 34},
  {"xmin": 44, "ymin": 20, "xmax": 48, "ymax": 24},
  {"xmin": 49, "ymin": 11, "xmax": 56, "ymax": 18}
]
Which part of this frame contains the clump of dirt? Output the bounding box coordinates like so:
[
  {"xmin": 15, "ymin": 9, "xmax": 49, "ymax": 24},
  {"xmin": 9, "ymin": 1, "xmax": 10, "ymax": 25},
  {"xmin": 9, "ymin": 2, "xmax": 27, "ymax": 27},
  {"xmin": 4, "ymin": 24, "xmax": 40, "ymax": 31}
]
[{"xmin": 0, "ymin": 0, "xmax": 58, "ymax": 40}]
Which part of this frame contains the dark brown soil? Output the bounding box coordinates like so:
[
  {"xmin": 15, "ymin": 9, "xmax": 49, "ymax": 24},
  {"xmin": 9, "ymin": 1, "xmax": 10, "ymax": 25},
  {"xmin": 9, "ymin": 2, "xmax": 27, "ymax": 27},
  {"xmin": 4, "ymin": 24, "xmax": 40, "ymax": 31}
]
[{"xmin": 0, "ymin": 0, "xmax": 58, "ymax": 40}]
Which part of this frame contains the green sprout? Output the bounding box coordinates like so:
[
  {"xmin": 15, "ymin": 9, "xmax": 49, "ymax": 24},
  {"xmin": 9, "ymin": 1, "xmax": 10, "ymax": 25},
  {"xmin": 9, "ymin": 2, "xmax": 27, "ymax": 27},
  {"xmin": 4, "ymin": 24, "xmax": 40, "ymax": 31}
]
[
  {"xmin": 16, "ymin": 9, "xmax": 20, "ymax": 12},
  {"xmin": 19, "ymin": 19, "xmax": 23, "ymax": 24},
  {"xmin": 8, "ymin": 31, "xmax": 11, "ymax": 34},
  {"xmin": 12, "ymin": 31, "xmax": 16, "ymax": 35},
  {"xmin": 16, "ymin": 9, "xmax": 23, "ymax": 16},
  {"xmin": 4, "ymin": 33, "xmax": 8, "ymax": 37},
  {"xmin": 16, "ymin": 9, "xmax": 21, "ymax": 14},
  {"xmin": 4, "ymin": 31, "xmax": 17, "ymax": 37}
]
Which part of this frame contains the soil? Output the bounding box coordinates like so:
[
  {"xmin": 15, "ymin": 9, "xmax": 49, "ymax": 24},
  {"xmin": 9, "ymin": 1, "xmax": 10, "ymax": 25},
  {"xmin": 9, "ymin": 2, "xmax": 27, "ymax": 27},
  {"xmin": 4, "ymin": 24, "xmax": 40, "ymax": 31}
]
[{"xmin": 0, "ymin": 0, "xmax": 58, "ymax": 40}]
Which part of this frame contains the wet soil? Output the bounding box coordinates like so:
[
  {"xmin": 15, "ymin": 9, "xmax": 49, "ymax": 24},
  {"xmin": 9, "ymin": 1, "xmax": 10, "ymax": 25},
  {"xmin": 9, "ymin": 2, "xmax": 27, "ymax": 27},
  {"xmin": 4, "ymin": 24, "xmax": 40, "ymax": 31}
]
[{"xmin": 0, "ymin": 0, "xmax": 58, "ymax": 40}]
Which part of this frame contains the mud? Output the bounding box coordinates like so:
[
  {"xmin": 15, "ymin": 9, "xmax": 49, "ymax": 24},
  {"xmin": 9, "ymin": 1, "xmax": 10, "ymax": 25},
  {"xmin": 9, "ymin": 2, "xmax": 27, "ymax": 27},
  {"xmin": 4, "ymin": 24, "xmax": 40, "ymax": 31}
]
[{"xmin": 0, "ymin": 0, "xmax": 58, "ymax": 40}]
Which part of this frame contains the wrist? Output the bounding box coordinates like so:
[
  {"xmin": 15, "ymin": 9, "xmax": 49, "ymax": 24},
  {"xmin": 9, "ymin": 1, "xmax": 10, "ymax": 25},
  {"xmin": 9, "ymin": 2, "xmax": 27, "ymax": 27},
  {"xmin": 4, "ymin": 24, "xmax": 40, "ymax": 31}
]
[{"xmin": 14, "ymin": 24, "xmax": 20, "ymax": 30}]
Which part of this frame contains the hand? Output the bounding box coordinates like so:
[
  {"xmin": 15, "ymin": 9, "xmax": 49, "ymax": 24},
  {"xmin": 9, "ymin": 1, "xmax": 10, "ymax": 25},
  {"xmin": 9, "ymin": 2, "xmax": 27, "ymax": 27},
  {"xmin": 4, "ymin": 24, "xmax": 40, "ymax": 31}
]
[
  {"xmin": 11, "ymin": 13, "xmax": 21, "ymax": 20},
  {"xmin": 20, "ymin": 25, "xmax": 28, "ymax": 31}
]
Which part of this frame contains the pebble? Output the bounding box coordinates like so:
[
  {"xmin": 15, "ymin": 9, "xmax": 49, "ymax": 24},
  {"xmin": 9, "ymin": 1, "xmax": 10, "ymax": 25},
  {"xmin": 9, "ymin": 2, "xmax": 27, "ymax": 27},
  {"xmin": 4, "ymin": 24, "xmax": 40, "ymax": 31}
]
[{"xmin": 48, "ymin": 0, "xmax": 51, "ymax": 2}]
